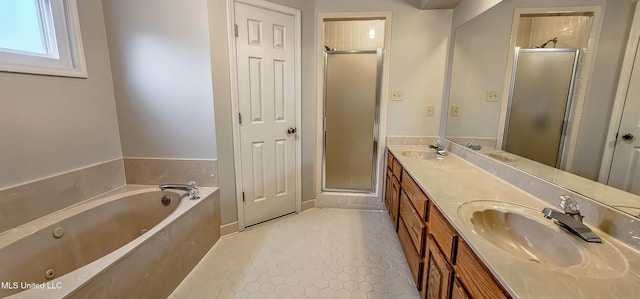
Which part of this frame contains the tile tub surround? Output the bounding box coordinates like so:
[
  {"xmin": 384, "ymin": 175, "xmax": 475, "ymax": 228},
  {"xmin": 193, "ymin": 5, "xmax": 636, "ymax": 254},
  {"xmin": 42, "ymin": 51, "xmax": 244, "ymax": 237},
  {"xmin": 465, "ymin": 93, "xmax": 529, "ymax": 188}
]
[
  {"xmin": 123, "ymin": 158, "xmax": 218, "ymax": 187},
  {"xmin": 12, "ymin": 186, "xmax": 221, "ymax": 299},
  {"xmin": 389, "ymin": 146, "xmax": 640, "ymax": 298},
  {"xmin": 170, "ymin": 208, "xmax": 419, "ymax": 299},
  {"xmin": 0, "ymin": 159, "xmax": 125, "ymax": 233}
]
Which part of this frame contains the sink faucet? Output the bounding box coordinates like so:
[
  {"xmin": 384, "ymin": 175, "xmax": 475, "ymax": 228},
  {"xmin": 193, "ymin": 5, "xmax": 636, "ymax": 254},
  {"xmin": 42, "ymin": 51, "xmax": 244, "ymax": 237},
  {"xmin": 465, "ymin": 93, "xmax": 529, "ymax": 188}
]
[
  {"xmin": 542, "ymin": 196, "xmax": 601, "ymax": 243},
  {"xmin": 466, "ymin": 139, "xmax": 481, "ymax": 150},
  {"xmin": 159, "ymin": 181, "xmax": 200, "ymax": 200},
  {"xmin": 429, "ymin": 138, "xmax": 448, "ymax": 156}
]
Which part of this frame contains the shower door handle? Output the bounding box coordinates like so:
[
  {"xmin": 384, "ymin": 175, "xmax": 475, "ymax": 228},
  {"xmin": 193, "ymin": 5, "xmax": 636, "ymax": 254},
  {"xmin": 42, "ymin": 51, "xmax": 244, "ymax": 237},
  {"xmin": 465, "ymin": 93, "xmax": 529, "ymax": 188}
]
[{"xmin": 287, "ymin": 127, "xmax": 297, "ymax": 135}]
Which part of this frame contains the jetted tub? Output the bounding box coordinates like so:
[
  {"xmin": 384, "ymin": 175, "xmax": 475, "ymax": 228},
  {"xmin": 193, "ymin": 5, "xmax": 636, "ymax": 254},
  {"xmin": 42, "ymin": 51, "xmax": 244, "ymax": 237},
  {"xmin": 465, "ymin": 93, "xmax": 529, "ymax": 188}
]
[{"xmin": 0, "ymin": 185, "xmax": 220, "ymax": 298}]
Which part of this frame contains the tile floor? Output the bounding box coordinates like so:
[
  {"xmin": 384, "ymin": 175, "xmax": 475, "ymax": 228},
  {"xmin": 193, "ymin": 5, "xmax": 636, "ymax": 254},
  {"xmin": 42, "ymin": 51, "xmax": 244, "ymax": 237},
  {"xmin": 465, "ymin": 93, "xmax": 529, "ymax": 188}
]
[{"xmin": 169, "ymin": 208, "xmax": 420, "ymax": 299}]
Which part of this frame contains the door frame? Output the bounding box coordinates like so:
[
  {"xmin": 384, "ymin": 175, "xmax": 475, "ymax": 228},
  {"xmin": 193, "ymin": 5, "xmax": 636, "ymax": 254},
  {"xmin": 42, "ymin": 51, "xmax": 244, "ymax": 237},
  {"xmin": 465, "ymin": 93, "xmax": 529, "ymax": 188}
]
[
  {"xmin": 315, "ymin": 12, "xmax": 392, "ymax": 201},
  {"xmin": 227, "ymin": 0, "xmax": 302, "ymax": 231},
  {"xmin": 599, "ymin": 3, "xmax": 640, "ymax": 183}
]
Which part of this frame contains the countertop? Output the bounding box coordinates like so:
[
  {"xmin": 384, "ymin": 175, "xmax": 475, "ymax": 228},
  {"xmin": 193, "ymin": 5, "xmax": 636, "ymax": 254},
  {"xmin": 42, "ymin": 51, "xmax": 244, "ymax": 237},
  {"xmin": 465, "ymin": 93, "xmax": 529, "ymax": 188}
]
[{"xmin": 388, "ymin": 146, "xmax": 640, "ymax": 298}]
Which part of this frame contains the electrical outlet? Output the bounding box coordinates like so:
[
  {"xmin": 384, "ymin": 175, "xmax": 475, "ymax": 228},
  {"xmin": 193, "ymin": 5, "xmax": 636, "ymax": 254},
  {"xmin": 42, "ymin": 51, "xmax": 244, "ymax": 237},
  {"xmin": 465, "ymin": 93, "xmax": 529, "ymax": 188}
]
[
  {"xmin": 486, "ymin": 90, "xmax": 500, "ymax": 102},
  {"xmin": 451, "ymin": 105, "xmax": 460, "ymax": 117},
  {"xmin": 391, "ymin": 89, "xmax": 404, "ymax": 101},
  {"xmin": 426, "ymin": 105, "xmax": 435, "ymax": 116}
]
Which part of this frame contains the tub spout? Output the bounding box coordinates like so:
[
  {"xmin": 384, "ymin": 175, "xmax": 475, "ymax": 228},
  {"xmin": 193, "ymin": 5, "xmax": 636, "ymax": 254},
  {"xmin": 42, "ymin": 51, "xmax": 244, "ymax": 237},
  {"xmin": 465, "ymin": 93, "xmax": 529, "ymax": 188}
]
[{"xmin": 159, "ymin": 181, "xmax": 200, "ymax": 200}]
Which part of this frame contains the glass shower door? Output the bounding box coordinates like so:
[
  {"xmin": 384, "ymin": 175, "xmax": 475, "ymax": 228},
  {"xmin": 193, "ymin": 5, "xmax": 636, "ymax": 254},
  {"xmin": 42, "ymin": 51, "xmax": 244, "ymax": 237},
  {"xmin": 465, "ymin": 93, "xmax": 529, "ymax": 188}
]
[
  {"xmin": 504, "ymin": 48, "xmax": 580, "ymax": 168},
  {"xmin": 323, "ymin": 49, "xmax": 383, "ymax": 192}
]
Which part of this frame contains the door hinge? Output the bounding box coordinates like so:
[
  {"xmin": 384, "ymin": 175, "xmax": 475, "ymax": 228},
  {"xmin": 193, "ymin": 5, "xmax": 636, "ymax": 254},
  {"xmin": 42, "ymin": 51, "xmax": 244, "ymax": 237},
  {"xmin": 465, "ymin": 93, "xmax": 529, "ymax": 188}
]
[
  {"xmin": 234, "ymin": 24, "xmax": 239, "ymax": 37},
  {"xmin": 242, "ymin": 192, "xmax": 245, "ymax": 202},
  {"xmin": 239, "ymin": 113, "xmax": 242, "ymax": 125}
]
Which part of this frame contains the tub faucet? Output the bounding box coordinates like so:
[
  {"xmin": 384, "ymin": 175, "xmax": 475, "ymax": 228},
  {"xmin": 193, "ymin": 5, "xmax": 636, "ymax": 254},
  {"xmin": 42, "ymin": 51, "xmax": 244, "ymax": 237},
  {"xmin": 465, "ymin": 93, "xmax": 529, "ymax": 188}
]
[
  {"xmin": 429, "ymin": 138, "xmax": 447, "ymax": 156},
  {"xmin": 159, "ymin": 181, "xmax": 200, "ymax": 200},
  {"xmin": 542, "ymin": 195, "xmax": 601, "ymax": 243}
]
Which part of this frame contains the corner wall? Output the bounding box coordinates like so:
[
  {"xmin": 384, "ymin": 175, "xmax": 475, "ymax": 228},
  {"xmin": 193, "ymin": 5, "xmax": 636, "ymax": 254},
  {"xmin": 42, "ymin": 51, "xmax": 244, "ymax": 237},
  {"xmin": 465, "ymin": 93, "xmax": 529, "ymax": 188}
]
[
  {"xmin": 102, "ymin": 0, "xmax": 217, "ymax": 160},
  {"xmin": 0, "ymin": 0, "xmax": 122, "ymax": 189}
]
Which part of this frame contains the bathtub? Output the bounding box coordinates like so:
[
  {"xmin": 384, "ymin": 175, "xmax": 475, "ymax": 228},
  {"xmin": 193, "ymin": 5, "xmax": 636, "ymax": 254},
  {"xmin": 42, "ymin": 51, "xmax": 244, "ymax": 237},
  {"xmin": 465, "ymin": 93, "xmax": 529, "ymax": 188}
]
[{"xmin": 0, "ymin": 185, "xmax": 220, "ymax": 298}]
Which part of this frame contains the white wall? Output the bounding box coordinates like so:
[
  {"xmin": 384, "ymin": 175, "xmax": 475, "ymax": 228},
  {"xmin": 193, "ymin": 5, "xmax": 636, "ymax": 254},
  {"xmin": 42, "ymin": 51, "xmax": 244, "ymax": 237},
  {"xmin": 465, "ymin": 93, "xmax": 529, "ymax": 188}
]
[
  {"xmin": 0, "ymin": 0, "xmax": 122, "ymax": 188},
  {"xmin": 102, "ymin": 0, "xmax": 217, "ymax": 159},
  {"xmin": 316, "ymin": 0, "xmax": 452, "ymax": 137},
  {"xmin": 453, "ymin": 0, "xmax": 503, "ymax": 28}
]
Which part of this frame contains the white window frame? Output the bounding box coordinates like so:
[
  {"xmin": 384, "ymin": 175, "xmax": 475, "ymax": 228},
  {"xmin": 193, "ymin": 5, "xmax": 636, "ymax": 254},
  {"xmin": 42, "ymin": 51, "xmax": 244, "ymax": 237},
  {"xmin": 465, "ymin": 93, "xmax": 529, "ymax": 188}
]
[{"xmin": 0, "ymin": 0, "xmax": 87, "ymax": 78}]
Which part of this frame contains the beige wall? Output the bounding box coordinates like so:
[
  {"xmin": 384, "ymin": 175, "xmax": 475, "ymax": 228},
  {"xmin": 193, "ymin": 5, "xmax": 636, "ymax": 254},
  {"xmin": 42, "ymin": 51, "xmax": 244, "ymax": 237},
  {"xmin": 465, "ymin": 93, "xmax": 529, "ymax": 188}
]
[
  {"xmin": 102, "ymin": 0, "xmax": 217, "ymax": 160},
  {"xmin": 0, "ymin": 0, "xmax": 122, "ymax": 189},
  {"xmin": 317, "ymin": 0, "xmax": 452, "ymax": 137}
]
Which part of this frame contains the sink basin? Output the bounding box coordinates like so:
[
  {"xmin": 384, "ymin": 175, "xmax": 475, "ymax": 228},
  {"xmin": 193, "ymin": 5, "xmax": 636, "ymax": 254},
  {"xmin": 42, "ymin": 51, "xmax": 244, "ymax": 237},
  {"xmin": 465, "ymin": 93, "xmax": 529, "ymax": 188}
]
[
  {"xmin": 458, "ymin": 201, "xmax": 628, "ymax": 278},
  {"xmin": 485, "ymin": 152, "xmax": 518, "ymax": 162},
  {"xmin": 401, "ymin": 149, "xmax": 438, "ymax": 160},
  {"xmin": 469, "ymin": 208, "xmax": 582, "ymax": 267}
]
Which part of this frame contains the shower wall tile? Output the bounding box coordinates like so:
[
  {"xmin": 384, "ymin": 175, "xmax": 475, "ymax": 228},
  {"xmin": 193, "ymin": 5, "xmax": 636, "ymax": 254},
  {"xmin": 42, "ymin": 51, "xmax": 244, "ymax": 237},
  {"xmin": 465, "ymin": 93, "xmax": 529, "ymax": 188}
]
[
  {"xmin": 0, "ymin": 159, "xmax": 125, "ymax": 233},
  {"xmin": 316, "ymin": 193, "xmax": 383, "ymax": 210},
  {"xmin": 324, "ymin": 20, "xmax": 385, "ymax": 51},
  {"xmin": 123, "ymin": 158, "xmax": 218, "ymax": 187}
]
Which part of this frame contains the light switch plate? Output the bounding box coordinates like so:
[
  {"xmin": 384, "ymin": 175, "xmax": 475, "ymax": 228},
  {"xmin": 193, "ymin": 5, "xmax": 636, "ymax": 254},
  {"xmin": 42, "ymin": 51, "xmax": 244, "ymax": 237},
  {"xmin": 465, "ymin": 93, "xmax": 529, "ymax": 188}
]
[
  {"xmin": 427, "ymin": 105, "xmax": 435, "ymax": 116},
  {"xmin": 391, "ymin": 89, "xmax": 404, "ymax": 101},
  {"xmin": 451, "ymin": 105, "xmax": 460, "ymax": 117}
]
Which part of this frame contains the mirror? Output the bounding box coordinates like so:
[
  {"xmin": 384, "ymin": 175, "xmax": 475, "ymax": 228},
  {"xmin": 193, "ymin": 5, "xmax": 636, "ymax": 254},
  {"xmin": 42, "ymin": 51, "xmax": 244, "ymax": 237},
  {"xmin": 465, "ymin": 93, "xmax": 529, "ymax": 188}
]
[{"xmin": 445, "ymin": 0, "xmax": 640, "ymax": 216}]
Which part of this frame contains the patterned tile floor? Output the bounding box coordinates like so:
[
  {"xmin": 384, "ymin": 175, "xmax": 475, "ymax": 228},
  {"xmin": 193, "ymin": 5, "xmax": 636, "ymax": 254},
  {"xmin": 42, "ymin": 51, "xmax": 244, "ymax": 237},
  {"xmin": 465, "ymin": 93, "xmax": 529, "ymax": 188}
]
[{"xmin": 169, "ymin": 208, "xmax": 419, "ymax": 299}]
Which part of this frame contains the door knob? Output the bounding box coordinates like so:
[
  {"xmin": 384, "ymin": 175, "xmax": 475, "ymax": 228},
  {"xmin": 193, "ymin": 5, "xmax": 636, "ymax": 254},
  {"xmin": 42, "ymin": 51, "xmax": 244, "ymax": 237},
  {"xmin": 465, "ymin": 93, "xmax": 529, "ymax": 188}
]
[
  {"xmin": 287, "ymin": 127, "xmax": 297, "ymax": 135},
  {"xmin": 622, "ymin": 133, "xmax": 634, "ymax": 141}
]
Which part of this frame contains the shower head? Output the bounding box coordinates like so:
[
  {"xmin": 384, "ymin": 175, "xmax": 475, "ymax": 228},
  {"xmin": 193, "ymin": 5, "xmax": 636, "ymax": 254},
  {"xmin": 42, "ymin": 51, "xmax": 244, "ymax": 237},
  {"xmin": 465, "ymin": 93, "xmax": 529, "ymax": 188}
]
[{"xmin": 536, "ymin": 37, "xmax": 559, "ymax": 48}]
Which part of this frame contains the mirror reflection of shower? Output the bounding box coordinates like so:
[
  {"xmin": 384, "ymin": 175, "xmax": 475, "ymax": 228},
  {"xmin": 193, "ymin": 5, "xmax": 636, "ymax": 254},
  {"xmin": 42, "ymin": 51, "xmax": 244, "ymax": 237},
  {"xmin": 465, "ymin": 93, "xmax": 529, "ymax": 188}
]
[
  {"xmin": 322, "ymin": 19, "xmax": 385, "ymax": 193},
  {"xmin": 502, "ymin": 12, "xmax": 594, "ymax": 169}
]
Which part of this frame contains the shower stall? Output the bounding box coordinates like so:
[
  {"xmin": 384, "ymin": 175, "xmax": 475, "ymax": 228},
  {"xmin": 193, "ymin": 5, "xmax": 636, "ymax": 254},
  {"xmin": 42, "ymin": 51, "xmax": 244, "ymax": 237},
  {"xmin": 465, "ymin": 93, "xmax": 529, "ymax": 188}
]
[
  {"xmin": 504, "ymin": 48, "xmax": 580, "ymax": 167},
  {"xmin": 322, "ymin": 49, "xmax": 383, "ymax": 193}
]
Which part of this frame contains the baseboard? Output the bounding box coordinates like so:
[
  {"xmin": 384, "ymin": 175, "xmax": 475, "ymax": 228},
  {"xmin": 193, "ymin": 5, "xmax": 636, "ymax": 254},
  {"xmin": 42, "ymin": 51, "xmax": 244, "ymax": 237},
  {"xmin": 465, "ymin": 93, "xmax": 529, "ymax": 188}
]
[
  {"xmin": 302, "ymin": 199, "xmax": 316, "ymax": 211},
  {"xmin": 220, "ymin": 221, "xmax": 239, "ymax": 237}
]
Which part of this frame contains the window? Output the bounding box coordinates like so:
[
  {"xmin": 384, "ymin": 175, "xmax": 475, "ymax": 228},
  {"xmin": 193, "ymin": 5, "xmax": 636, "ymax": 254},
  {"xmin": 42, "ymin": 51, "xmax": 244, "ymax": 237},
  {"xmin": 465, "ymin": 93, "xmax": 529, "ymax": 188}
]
[{"xmin": 0, "ymin": 0, "xmax": 86, "ymax": 78}]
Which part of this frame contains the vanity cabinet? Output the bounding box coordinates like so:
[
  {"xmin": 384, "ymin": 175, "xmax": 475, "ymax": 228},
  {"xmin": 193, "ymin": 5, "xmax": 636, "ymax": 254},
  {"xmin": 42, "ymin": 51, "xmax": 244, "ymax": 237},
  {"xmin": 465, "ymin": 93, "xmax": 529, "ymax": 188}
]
[
  {"xmin": 386, "ymin": 148, "xmax": 510, "ymax": 299},
  {"xmin": 424, "ymin": 202, "xmax": 510, "ymax": 299},
  {"xmin": 385, "ymin": 152, "xmax": 401, "ymax": 230}
]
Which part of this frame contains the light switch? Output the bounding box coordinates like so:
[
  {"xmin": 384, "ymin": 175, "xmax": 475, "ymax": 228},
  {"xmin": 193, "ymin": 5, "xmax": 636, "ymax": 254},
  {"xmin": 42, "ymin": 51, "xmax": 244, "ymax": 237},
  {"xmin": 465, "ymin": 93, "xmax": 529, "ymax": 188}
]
[
  {"xmin": 451, "ymin": 105, "xmax": 460, "ymax": 117},
  {"xmin": 391, "ymin": 89, "xmax": 404, "ymax": 101}
]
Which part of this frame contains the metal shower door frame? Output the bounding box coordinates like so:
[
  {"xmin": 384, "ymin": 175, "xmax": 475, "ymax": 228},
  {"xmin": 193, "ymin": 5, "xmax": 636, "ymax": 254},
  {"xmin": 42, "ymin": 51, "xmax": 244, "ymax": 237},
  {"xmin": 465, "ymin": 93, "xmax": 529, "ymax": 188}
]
[
  {"xmin": 503, "ymin": 47, "xmax": 580, "ymax": 168},
  {"xmin": 321, "ymin": 49, "xmax": 384, "ymax": 193}
]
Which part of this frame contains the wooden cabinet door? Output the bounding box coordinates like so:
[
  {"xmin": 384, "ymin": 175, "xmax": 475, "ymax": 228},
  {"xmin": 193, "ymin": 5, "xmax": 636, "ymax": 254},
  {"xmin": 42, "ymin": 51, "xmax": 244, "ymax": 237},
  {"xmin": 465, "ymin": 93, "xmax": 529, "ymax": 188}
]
[
  {"xmin": 424, "ymin": 236, "xmax": 452, "ymax": 299},
  {"xmin": 455, "ymin": 239, "xmax": 509, "ymax": 299},
  {"xmin": 390, "ymin": 174, "xmax": 401, "ymax": 230},
  {"xmin": 451, "ymin": 277, "xmax": 471, "ymax": 299},
  {"xmin": 385, "ymin": 169, "xmax": 393, "ymax": 214}
]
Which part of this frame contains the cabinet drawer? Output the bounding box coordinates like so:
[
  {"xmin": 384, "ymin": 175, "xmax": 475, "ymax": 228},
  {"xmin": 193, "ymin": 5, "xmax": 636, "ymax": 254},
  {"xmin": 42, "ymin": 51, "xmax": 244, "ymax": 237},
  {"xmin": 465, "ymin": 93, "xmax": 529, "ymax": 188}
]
[
  {"xmin": 398, "ymin": 218, "xmax": 423, "ymax": 287},
  {"xmin": 387, "ymin": 151, "xmax": 395, "ymax": 170},
  {"xmin": 424, "ymin": 236, "xmax": 453, "ymax": 299},
  {"xmin": 429, "ymin": 204, "xmax": 458, "ymax": 263},
  {"xmin": 401, "ymin": 170, "xmax": 429, "ymax": 220},
  {"xmin": 392, "ymin": 159, "xmax": 403, "ymax": 180},
  {"xmin": 399, "ymin": 191, "xmax": 426, "ymax": 256},
  {"xmin": 455, "ymin": 239, "xmax": 509, "ymax": 299}
]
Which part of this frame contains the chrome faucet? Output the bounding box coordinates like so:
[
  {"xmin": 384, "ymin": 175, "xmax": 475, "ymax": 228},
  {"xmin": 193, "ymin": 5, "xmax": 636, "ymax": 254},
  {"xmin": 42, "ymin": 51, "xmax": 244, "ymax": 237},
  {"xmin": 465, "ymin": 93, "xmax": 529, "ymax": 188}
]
[
  {"xmin": 429, "ymin": 138, "xmax": 447, "ymax": 156},
  {"xmin": 159, "ymin": 181, "xmax": 200, "ymax": 200},
  {"xmin": 466, "ymin": 139, "xmax": 481, "ymax": 150},
  {"xmin": 542, "ymin": 195, "xmax": 601, "ymax": 243}
]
